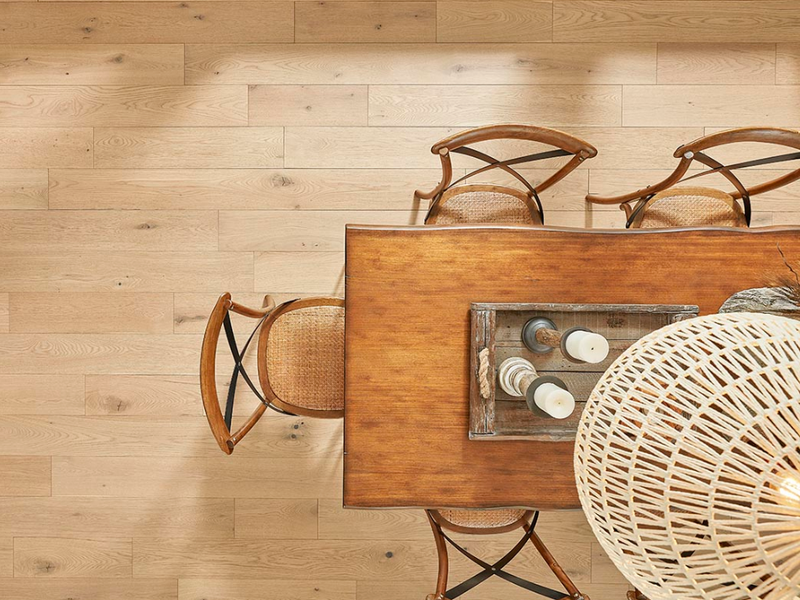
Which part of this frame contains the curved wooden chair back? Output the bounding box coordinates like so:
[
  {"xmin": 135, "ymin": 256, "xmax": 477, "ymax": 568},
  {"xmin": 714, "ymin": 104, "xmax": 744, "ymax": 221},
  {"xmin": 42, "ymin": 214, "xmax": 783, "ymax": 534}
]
[
  {"xmin": 586, "ymin": 127, "xmax": 800, "ymax": 228},
  {"xmin": 200, "ymin": 293, "xmax": 344, "ymax": 455},
  {"xmin": 415, "ymin": 125, "xmax": 597, "ymax": 226}
]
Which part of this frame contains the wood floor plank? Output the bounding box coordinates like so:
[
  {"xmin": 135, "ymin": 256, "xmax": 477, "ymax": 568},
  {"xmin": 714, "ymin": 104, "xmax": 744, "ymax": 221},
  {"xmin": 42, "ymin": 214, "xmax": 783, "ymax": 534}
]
[
  {"xmin": 0, "ymin": 540, "xmax": 10, "ymax": 578},
  {"xmin": 94, "ymin": 127, "xmax": 283, "ymax": 169},
  {"xmin": 0, "ymin": 170, "xmax": 48, "ymax": 210},
  {"xmin": 0, "ymin": 211, "xmax": 217, "ymax": 252},
  {"xmin": 0, "ymin": 497, "xmax": 233, "ymax": 539},
  {"xmin": 0, "ymin": 86, "xmax": 247, "ymax": 127},
  {"xmin": 0, "ymin": 45, "xmax": 184, "ymax": 85},
  {"xmin": 623, "ymin": 85, "xmax": 800, "ymax": 127},
  {"xmin": 180, "ymin": 580, "xmax": 354, "ymax": 600},
  {"xmin": 9, "ymin": 293, "xmax": 173, "ymax": 334},
  {"xmin": 777, "ymin": 44, "xmax": 800, "ymax": 84},
  {"xmin": 318, "ymin": 500, "xmax": 430, "ymax": 540},
  {"xmin": 0, "ymin": 414, "xmax": 341, "ymax": 456},
  {"xmin": 0, "ymin": 2, "xmax": 294, "ymax": 44},
  {"xmin": 356, "ymin": 580, "xmax": 631, "ymax": 600},
  {"xmin": 185, "ymin": 42, "xmax": 657, "ymax": 85},
  {"xmin": 86, "ymin": 374, "xmax": 201, "ymax": 415},
  {"xmin": 553, "ymin": 1, "xmax": 800, "ymax": 43},
  {"xmin": 548, "ymin": 210, "xmax": 624, "ymax": 229},
  {"xmin": 49, "ymin": 168, "xmax": 435, "ymax": 211},
  {"xmin": 0, "ymin": 293, "xmax": 7, "ymax": 333},
  {"xmin": 295, "ymin": 2, "xmax": 436, "ymax": 43},
  {"xmin": 235, "ymin": 498, "xmax": 319, "ymax": 539},
  {"xmin": 285, "ymin": 126, "xmax": 460, "ymax": 168},
  {"xmin": 254, "ymin": 252, "xmax": 344, "ymax": 294},
  {"xmin": 0, "ymin": 128, "xmax": 92, "ymax": 168},
  {"xmin": 14, "ymin": 538, "xmax": 132, "ymax": 578},
  {"xmin": 0, "ymin": 335, "xmax": 200, "ymax": 374},
  {"xmin": 0, "ymin": 579, "xmax": 178, "ymax": 600},
  {"xmin": 220, "ymin": 210, "xmax": 422, "ymax": 252},
  {"xmin": 591, "ymin": 542, "xmax": 630, "ymax": 585},
  {"xmin": 657, "ymin": 43, "xmax": 776, "ymax": 85},
  {"xmin": 320, "ymin": 501, "xmax": 599, "ymax": 544},
  {"xmin": 133, "ymin": 537, "xmax": 590, "ymax": 581},
  {"xmin": 368, "ymin": 84, "xmax": 621, "ymax": 127},
  {"xmin": 53, "ymin": 455, "xmax": 343, "ymax": 498},
  {"xmin": 249, "ymin": 85, "xmax": 368, "ymax": 127},
  {"xmin": 437, "ymin": 0, "xmax": 552, "ymax": 43},
  {"xmin": 0, "ymin": 456, "xmax": 50, "ymax": 496},
  {"xmin": 0, "ymin": 375, "xmax": 84, "ymax": 415},
  {"xmin": 0, "ymin": 252, "xmax": 253, "ymax": 292},
  {"xmin": 285, "ymin": 126, "xmax": 702, "ymax": 170},
  {"xmin": 174, "ymin": 292, "xmax": 311, "ymax": 335}
]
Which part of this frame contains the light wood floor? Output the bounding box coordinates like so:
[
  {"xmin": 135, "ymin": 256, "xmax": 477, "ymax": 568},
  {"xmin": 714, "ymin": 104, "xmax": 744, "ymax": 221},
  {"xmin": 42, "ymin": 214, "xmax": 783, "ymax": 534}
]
[{"xmin": 2, "ymin": 1, "xmax": 800, "ymax": 598}]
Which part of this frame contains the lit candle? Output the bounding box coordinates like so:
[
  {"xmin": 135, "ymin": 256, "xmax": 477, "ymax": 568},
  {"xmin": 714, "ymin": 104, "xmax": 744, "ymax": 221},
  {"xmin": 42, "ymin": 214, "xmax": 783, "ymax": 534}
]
[
  {"xmin": 564, "ymin": 330, "xmax": 609, "ymax": 364},
  {"xmin": 532, "ymin": 383, "xmax": 575, "ymax": 420},
  {"xmin": 497, "ymin": 357, "xmax": 576, "ymax": 419}
]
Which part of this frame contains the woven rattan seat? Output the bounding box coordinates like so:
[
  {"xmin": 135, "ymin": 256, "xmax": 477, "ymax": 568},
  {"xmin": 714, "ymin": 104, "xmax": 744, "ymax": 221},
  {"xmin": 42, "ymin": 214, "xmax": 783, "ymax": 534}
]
[
  {"xmin": 426, "ymin": 185, "xmax": 541, "ymax": 225},
  {"xmin": 266, "ymin": 304, "xmax": 345, "ymax": 412},
  {"xmin": 435, "ymin": 508, "xmax": 528, "ymax": 530},
  {"xmin": 633, "ymin": 186, "xmax": 746, "ymax": 229}
]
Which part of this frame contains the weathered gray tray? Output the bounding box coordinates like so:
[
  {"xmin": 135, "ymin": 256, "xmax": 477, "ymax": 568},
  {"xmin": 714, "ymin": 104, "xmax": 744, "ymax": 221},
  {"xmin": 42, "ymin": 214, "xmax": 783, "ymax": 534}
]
[{"xmin": 469, "ymin": 303, "xmax": 699, "ymax": 442}]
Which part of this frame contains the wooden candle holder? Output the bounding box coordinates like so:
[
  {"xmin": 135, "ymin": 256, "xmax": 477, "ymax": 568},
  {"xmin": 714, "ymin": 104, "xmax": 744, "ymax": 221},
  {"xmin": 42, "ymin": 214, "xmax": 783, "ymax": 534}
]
[{"xmin": 469, "ymin": 302, "xmax": 698, "ymax": 442}]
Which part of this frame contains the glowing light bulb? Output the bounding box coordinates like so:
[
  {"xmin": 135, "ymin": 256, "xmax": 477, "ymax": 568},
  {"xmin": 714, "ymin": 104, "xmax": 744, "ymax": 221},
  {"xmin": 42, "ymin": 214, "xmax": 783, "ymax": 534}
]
[{"xmin": 779, "ymin": 474, "xmax": 800, "ymax": 504}]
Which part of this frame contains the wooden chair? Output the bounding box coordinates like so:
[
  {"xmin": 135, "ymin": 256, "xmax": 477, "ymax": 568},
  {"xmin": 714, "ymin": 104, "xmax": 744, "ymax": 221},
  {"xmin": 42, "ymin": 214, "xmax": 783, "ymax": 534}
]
[
  {"xmin": 586, "ymin": 127, "xmax": 800, "ymax": 229},
  {"xmin": 425, "ymin": 509, "xmax": 589, "ymax": 600},
  {"xmin": 200, "ymin": 293, "xmax": 344, "ymax": 454},
  {"xmin": 415, "ymin": 124, "xmax": 597, "ymax": 226}
]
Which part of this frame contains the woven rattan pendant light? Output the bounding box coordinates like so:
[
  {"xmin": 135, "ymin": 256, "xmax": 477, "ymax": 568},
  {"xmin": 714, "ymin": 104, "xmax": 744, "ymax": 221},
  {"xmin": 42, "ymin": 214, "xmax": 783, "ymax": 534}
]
[{"xmin": 575, "ymin": 313, "xmax": 800, "ymax": 600}]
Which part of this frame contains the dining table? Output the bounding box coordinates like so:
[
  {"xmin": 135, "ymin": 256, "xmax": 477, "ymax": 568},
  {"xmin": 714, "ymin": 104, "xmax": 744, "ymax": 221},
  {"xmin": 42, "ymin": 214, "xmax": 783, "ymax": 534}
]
[{"xmin": 342, "ymin": 224, "xmax": 800, "ymax": 511}]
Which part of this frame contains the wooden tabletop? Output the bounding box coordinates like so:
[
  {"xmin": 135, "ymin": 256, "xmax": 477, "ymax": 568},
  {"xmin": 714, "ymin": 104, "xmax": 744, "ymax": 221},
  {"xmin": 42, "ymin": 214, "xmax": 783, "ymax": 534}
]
[{"xmin": 343, "ymin": 225, "xmax": 800, "ymax": 510}]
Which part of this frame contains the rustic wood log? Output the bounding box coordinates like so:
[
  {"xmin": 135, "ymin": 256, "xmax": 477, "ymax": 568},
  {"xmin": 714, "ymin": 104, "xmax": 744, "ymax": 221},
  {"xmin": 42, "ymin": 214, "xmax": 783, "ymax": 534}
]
[
  {"xmin": 719, "ymin": 287, "xmax": 800, "ymax": 318},
  {"xmin": 534, "ymin": 327, "xmax": 563, "ymax": 348}
]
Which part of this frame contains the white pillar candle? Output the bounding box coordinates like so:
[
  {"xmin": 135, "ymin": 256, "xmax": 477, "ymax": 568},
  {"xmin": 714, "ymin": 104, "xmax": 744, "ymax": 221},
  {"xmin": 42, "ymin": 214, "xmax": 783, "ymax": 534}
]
[
  {"xmin": 565, "ymin": 330, "xmax": 609, "ymax": 364},
  {"xmin": 533, "ymin": 383, "xmax": 575, "ymax": 419}
]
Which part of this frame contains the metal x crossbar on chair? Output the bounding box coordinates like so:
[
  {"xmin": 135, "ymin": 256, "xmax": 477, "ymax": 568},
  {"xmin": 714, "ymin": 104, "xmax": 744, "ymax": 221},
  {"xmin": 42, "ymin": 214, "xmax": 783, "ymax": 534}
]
[{"xmin": 425, "ymin": 509, "xmax": 589, "ymax": 600}]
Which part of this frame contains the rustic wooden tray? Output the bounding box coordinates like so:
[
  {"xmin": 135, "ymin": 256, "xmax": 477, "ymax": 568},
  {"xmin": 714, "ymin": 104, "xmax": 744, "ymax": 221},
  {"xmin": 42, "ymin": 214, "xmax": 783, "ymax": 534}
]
[{"xmin": 469, "ymin": 303, "xmax": 699, "ymax": 442}]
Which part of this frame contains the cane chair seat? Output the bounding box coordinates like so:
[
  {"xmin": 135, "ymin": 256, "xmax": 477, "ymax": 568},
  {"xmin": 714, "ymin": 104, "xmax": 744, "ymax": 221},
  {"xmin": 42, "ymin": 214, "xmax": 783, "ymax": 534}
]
[
  {"xmin": 264, "ymin": 303, "xmax": 345, "ymax": 413},
  {"xmin": 436, "ymin": 508, "xmax": 528, "ymax": 531},
  {"xmin": 426, "ymin": 185, "xmax": 541, "ymax": 225},
  {"xmin": 632, "ymin": 186, "xmax": 746, "ymax": 229}
]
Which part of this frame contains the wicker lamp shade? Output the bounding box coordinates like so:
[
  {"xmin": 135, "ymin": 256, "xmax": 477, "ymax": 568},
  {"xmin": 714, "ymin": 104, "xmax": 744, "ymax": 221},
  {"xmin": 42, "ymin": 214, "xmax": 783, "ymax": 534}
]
[{"xmin": 575, "ymin": 313, "xmax": 800, "ymax": 600}]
